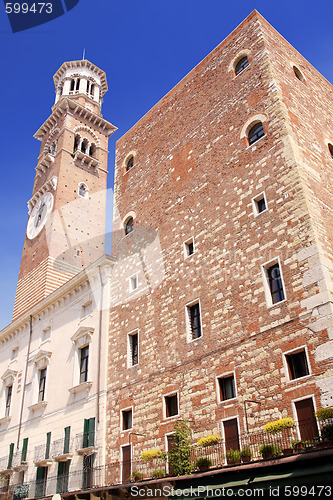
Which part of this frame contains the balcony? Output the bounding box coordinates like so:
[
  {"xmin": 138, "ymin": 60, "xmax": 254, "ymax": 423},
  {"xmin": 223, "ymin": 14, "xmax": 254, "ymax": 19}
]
[
  {"xmin": 11, "ymin": 452, "xmax": 28, "ymax": 472},
  {"xmin": 34, "ymin": 444, "xmax": 53, "ymax": 467},
  {"xmin": 75, "ymin": 431, "xmax": 97, "ymax": 455},
  {"xmin": 0, "ymin": 455, "xmax": 13, "ymax": 476},
  {"xmin": 51, "ymin": 438, "xmax": 73, "ymax": 462},
  {"xmin": 73, "ymin": 150, "xmax": 100, "ymax": 170}
]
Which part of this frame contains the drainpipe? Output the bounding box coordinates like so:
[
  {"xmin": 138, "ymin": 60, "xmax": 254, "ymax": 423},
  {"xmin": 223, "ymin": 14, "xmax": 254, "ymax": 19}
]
[
  {"xmin": 97, "ymin": 266, "xmax": 104, "ymax": 425},
  {"xmin": 17, "ymin": 315, "xmax": 33, "ymax": 449}
]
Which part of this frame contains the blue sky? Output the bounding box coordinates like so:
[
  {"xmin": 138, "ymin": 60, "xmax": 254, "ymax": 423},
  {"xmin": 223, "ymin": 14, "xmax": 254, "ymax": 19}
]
[{"xmin": 0, "ymin": 0, "xmax": 332, "ymax": 329}]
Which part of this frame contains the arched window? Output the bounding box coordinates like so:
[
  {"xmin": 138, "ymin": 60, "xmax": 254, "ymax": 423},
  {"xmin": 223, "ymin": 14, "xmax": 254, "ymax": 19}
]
[
  {"xmin": 76, "ymin": 78, "xmax": 80, "ymax": 91},
  {"xmin": 90, "ymin": 84, "xmax": 95, "ymax": 97},
  {"xmin": 70, "ymin": 79, "xmax": 75, "ymax": 91},
  {"xmin": 81, "ymin": 139, "xmax": 89, "ymax": 154},
  {"xmin": 73, "ymin": 135, "xmax": 80, "ymax": 153},
  {"xmin": 78, "ymin": 183, "xmax": 88, "ymax": 198},
  {"xmin": 125, "ymin": 217, "xmax": 134, "ymax": 235},
  {"xmin": 293, "ymin": 66, "xmax": 304, "ymax": 82},
  {"xmin": 328, "ymin": 143, "xmax": 333, "ymax": 159},
  {"xmin": 248, "ymin": 122, "xmax": 265, "ymax": 145},
  {"xmin": 235, "ymin": 56, "xmax": 249, "ymax": 75},
  {"xmin": 126, "ymin": 156, "xmax": 134, "ymax": 171},
  {"xmin": 89, "ymin": 144, "xmax": 96, "ymax": 157}
]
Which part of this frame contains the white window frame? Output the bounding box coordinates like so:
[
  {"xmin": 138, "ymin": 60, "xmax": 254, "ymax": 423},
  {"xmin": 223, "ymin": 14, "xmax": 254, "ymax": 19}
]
[
  {"xmin": 163, "ymin": 391, "xmax": 180, "ymax": 420},
  {"xmin": 165, "ymin": 432, "xmax": 176, "ymax": 474},
  {"xmin": 216, "ymin": 371, "xmax": 237, "ymax": 403},
  {"xmin": 120, "ymin": 406, "xmax": 133, "ymax": 432},
  {"xmin": 251, "ymin": 191, "xmax": 268, "ymax": 217},
  {"xmin": 127, "ymin": 330, "xmax": 139, "ymax": 368},
  {"xmin": 291, "ymin": 394, "xmax": 319, "ymax": 440},
  {"xmin": 283, "ymin": 345, "xmax": 311, "ymax": 383},
  {"xmin": 261, "ymin": 257, "xmax": 287, "ymax": 308},
  {"xmin": 129, "ymin": 273, "xmax": 139, "ymax": 293},
  {"xmin": 185, "ymin": 298, "xmax": 203, "ymax": 343},
  {"xmin": 183, "ymin": 237, "xmax": 195, "ymax": 259}
]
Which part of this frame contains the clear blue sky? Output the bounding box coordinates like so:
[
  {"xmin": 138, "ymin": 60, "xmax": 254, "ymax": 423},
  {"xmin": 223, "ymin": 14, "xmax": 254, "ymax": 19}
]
[{"xmin": 0, "ymin": 0, "xmax": 332, "ymax": 329}]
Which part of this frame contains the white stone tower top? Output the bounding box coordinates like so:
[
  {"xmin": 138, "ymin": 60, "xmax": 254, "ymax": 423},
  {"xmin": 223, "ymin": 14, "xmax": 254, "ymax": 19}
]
[{"xmin": 53, "ymin": 59, "xmax": 108, "ymax": 105}]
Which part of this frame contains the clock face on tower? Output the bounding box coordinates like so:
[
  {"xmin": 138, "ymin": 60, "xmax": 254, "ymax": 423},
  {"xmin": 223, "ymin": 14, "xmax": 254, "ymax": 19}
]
[{"xmin": 27, "ymin": 192, "xmax": 54, "ymax": 240}]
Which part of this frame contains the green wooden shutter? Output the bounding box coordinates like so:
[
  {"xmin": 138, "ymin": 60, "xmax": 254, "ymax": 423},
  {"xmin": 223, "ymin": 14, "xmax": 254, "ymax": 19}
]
[
  {"xmin": 36, "ymin": 466, "xmax": 46, "ymax": 498},
  {"xmin": 64, "ymin": 426, "xmax": 70, "ymax": 454},
  {"xmin": 88, "ymin": 417, "xmax": 95, "ymax": 447},
  {"xmin": 45, "ymin": 432, "xmax": 51, "ymax": 459},
  {"xmin": 21, "ymin": 438, "xmax": 28, "ymax": 462},
  {"xmin": 83, "ymin": 419, "xmax": 89, "ymax": 448},
  {"xmin": 8, "ymin": 443, "xmax": 14, "ymax": 469}
]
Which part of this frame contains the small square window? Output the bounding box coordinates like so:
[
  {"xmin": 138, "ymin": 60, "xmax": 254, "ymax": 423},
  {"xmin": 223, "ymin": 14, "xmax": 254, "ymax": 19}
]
[
  {"xmin": 82, "ymin": 300, "xmax": 93, "ymax": 318},
  {"xmin": 164, "ymin": 394, "xmax": 179, "ymax": 418},
  {"xmin": 218, "ymin": 375, "xmax": 236, "ymax": 402},
  {"xmin": 122, "ymin": 409, "xmax": 133, "ymax": 430},
  {"xmin": 129, "ymin": 274, "xmax": 138, "ymax": 292},
  {"xmin": 252, "ymin": 192, "xmax": 267, "ymax": 216},
  {"xmin": 11, "ymin": 348, "xmax": 18, "ymax": 361},
  {"xmin": 184, "ymin": 238, "xmax": 195, "ymax": 258},
  {"xmin": 186, "ymin": 301, "xmax": 202, "ymax": 340},
  {"xmin": 285, "ymin": 350, "xmax": 309, "ymax": 380},
  {"xmin": 262, "ymin": 260, "xmax": 286, "ymax": 306},
  {"xmin": 128, "ymin": 332, "xmax": 138, "ymax": 367}
]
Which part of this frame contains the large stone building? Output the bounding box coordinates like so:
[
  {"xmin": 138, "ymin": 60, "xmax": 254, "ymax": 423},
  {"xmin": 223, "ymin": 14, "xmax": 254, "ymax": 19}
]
[{"xmin": 1, "ymin": 9, "xmax": 333, "ymax": 499}]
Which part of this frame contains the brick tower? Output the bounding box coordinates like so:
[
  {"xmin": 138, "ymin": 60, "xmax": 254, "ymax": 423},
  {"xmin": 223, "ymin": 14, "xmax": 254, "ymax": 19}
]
[{"xmin": 13, "ymin": 60, "xmax": 116, "ymax": 320}]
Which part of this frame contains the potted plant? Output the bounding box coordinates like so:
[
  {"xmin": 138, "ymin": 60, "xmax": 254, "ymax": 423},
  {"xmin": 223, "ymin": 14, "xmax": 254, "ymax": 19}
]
[
  {"xmin": 151, "ymin": 469, "xmax": 166, "ymax": 479},
  {"xmin": 263, "ymin": 417, "xmax": 295, "ymax": 434},
  {"xmin": 259, "ymin": 444, "xmax": 282, "ymax": 460},
  {"xmin": 140, "ymin": 449, "xmax": 162, "ymax": 461},
  {"xmin": 291, "ymin": 440, "xmax": 306, "ymax": 452},
  {"xmin": 315, "ymin": 407, "xmax": 333, "ymax": 422},
  {"xmin": 194, "ymin": 457, "xmax": 213, "ymax": 471},
  {"xmin": 226, "ymin": 449, "xmax": 241, "ymax": 465},
  {"xmin": 131, "ymin": 471, "xmax": 144, "ymax": 482},
  {"xmin": 321, "ymin": 423, "xmax": 333, "ymax": 446},
  {"xmin": 198, "ymin": 435, "xmax": 222, "ymax": 447},
  {"xmin": 240, "ymin": 447, "xmax": 252, "ymax": 463}
]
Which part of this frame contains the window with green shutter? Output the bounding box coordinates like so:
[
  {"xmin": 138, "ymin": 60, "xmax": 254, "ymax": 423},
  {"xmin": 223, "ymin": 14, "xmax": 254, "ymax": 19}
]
[
  {"xmin": 64, "ymin": 426, "xmax": 70, "ymax": 454},
  {"xmin": 21, "ymin": 438, "xmax": 28, "ymax": 462},
  {"xmin": 83, "ymin": 418, "xmax": 95, "ymax": 448},
  {"xmin": 45, "ymin": 432, "xmax": 51, "ymax": 459},
  {"xmin": 8, "ymin": 443, "xmax": 14, "ymax": 469}
]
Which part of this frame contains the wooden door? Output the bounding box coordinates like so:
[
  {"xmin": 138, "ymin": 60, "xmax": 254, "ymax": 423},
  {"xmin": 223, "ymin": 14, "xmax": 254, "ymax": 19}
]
[
  {"xmin": 223, "ymin": 419, "xmax": 240, "ymax": 450},
  {"xmin": 167, "ymin": 435, "xmax": 177, "ymax": 476},
  {"xmin": 295, "ymin": 398, "xmax": 318, "ymax": 441},
  {"xmin": 122, "ymin": 445, "xmax": 131, "ymax": 483}
]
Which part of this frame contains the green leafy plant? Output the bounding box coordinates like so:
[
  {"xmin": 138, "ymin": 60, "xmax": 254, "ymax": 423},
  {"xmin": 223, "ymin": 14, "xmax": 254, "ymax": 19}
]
[
  {"xmin": 140, "ymin": 449, "xmax": 162, "ymax": 461},
  {"xmin": 321, "ymin": 423, "xmax": 333, "ymax": 441},
  {"xmin": 291, "ymin": 440, "xmax": 306, "ymax": 449},
  {"xmin": 263, "ymin": 418, "xmax": 295, "ymax": 434},
  {"xmin": 197, "ymin": 434, "xmax": 222, "ymax": 447},
  {"xmin": 226, "ymin": 449, "xmax": 241, "ymax": 464},
  {"xmin": 240, "ymin": 447, "xmax": 252, "ymax": 459},
  {"xmin": 259, "ymin": 444, "xmax": 282, "ymax": 458},
  {"xmin": 131, "ymin": 471, "xmax": 144, "ymax": 482},
  {"xmin": 151, "ymin": 469, "xmax": 166, "ymax": 479},
  {"xmin": 167, "ymin": 420, "xmax": 193, "ymax": 476},
  {"xmin": 315, "ymin": 407, "xmax": 333, "ymax": 421},
  {"xmin": 194, "ymin": 457, "xmax": 212, "ymax": 470}
]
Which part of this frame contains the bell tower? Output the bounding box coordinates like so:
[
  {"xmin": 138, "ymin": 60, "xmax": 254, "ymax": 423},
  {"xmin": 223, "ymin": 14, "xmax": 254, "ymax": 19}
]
[{"xmin": 13, "ymin": 60, "xmax": 117, "ymax": 320}]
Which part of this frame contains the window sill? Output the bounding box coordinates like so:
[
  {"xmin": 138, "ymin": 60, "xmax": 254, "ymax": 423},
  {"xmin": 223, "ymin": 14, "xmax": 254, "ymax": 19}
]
[
  {"xmin": 53, "ymin": 453, "xmax": 73, "ymax": 462},
  {"xmin": 68, "ymin": 381, "xmax": 92, "ymax": 394},
  {"xmin": 164, "ymin": 414, "xmax": 180, "ymax": 421},
  {"xmin": 76, "ymin": 446, "xmax": 97, "ymax": 456},
  {"xmin": 266, "ymin": 298, "xmax": 287, "ymax": 309},
  {"xmin": 0, "ymin": 416, "xmax": 11, "ymax": 425},
  {"xmin": 34, "ymin": 459, "xmax": 53, "ymax": 467},
  {"xmin": 218, "ymin": 397, "xmax": 238, "ymax": 405},
  {"xmin": 28, "ymin": 401, "xmax": 48, "ymax": 411},
  {"xmin": 0, "ymin": 468, "xmax": 13, "ymax": 475},
  {"xmin": 13, "ymin": 462, "xmax": 28, "ymax": 472},
  {"xmin": 187, "ymin": 335, "xmax": 203, "ymax": 344},
  {"xmin": 286, "ymin": 374, "xmax": 312, "ymax": 384},
  {"xmin": 245, "ymin": 134, "xmax": 266, "ymax": 150}
]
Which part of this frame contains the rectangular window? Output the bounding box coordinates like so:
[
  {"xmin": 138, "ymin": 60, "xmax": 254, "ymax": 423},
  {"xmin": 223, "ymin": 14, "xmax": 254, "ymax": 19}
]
[
  {"xmin": 262, "ymin": 260, "xmax": 286, "ymax": 306},
  {"xmin": 122, "ymin": 409, "xmax": 133, "ymax": 430},
  {"xmin": 21, "ymin": 438, "xmax": 28, "ymax": 462},
  {"xmin": 8, "ymin": 443, "xmax": 14, "ymax": 469},
  {"xmin": 252, "ymin": 192, "xmax": 267, "ymax": 216},
  {"xmin": 80, "ymin": 346, "xmax": 89, "ymax": 383},
  {"xmin": 165, "ymin": 394, "xmax": 179, "ymax": 418},
  {"xmin": 38, "ymin": 368, "xmax": 47, "ymax": 402},
  {"xmin": 184, "ymin": 237, "xmax": 195, "ymax": 258},
  {"xmin": 45, "ymin": 432, "xmax": 51, "ymax": 460},
  {"xmin": 36, "ymin": 466, "xmax": 48, "ymax": 498},
  {"xmin": 11, "ymin": 347, "xmax": 18, "ymax": 361},
  {"xmin": 286, "ymin": 350, "xmax": 309, "ymax": 380},
  {"xmin": 129, "ymin": 274, "xmax": 138, "ymax": 292},
  {"xmin": 83, "ymin": 418, "xmax": 95, "ymax": 448},
  {"xmin": 186, "ymin": 302, "xmax": 202, "ymax": 340},
  {"xmin": 5, "ymin": 385, "xmax": 12, "ymax": 417},
  {"xmin": 57, "ymin": 460, "xmax": 70, "ymax": 494},
  {"xmin": 218, "ymin": 375, "xmax": 236, "ymax": 401},
  {"xmin": 64, "ymin": 427, "xmax": 70, "ymax": 454},
  {"xmin": 128, "ymin": 332, "xmax": 138, "ymax": 367}
]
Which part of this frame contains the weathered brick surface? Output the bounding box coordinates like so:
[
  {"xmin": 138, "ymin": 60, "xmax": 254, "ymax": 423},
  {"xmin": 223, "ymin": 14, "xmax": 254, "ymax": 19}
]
[{"xmin": 106, "ymin": 11, "xmax": 333, "ymax": 473}]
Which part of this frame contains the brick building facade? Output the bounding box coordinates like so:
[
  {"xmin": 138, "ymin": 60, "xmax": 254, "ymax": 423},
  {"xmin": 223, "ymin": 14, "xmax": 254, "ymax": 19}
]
[{"xmin": 107, "ymin": 10, "xmax": 333, "ymax": 482}]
